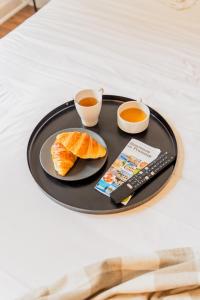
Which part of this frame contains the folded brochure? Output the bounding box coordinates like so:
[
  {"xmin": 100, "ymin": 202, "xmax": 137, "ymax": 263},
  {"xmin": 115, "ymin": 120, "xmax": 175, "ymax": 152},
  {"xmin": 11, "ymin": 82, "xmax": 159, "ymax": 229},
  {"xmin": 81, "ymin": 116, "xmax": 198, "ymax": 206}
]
[{"xmin": 95, "ymin": 139, "xmax": 160, "ymax": 205}]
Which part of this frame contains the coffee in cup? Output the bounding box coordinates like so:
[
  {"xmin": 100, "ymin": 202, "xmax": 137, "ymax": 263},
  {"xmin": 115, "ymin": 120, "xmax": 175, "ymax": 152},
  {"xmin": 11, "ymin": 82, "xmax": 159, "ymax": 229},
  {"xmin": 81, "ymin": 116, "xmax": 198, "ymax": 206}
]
[{"xmin": 74, "ymin": 88, "xmax": 104, "ymax": 127}]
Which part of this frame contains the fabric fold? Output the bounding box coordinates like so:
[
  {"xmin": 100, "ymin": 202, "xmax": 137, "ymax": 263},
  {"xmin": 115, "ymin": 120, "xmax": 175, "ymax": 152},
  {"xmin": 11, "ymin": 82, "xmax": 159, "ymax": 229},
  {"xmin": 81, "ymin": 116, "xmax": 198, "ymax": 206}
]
[{"xmin": 20, "ymin": 248, "xmax": 200, "ymax": 300}]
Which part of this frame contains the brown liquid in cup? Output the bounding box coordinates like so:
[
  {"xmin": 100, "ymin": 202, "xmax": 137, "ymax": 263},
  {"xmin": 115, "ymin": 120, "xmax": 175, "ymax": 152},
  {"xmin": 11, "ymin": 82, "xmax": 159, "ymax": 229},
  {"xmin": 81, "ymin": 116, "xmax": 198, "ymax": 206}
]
[
  {"xmin": 120, "ymin": 108, "xmax": 147, "ymax": 122},
  {"xmin": 79, "ymin": 97, "xmax": 97, "ymax": 107}
]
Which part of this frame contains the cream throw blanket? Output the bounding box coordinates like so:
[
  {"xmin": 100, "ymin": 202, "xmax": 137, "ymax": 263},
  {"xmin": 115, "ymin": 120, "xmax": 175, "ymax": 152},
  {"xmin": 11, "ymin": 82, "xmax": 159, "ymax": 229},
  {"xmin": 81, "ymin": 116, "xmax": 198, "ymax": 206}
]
[
  {"xmin": 20, "ymin": 248, "xmax": 200, "ymax": 300},
  {"xmin": 160, "ymin": 0, "xmax": 198, "ymax": 9}
]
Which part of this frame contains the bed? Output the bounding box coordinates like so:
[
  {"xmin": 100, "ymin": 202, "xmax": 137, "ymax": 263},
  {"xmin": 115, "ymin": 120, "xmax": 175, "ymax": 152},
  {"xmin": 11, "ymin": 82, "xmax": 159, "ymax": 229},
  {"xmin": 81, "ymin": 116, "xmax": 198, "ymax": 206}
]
[{"xmin": 0, "ymin": 0, "xmax": 200, "ymax": 299}]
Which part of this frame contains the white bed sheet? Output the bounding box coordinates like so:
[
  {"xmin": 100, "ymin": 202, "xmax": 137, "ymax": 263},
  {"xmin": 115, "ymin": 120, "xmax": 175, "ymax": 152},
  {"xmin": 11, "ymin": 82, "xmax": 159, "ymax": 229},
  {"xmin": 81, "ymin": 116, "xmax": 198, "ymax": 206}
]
[{"xmin": 0, "ymin": 0, "xmax": 200, "ymax": 298}]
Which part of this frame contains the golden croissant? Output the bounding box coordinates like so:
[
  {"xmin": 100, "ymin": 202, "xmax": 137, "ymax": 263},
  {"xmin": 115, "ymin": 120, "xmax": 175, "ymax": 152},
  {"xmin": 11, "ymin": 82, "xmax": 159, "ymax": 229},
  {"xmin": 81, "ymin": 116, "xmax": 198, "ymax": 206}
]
[
  {"xmin": 51, "ymin": 141, "xmax": 77, "ymax": 176},
  {"xmin": 56, "ymin": 131, "xmax": 107, "ymax": 159}
]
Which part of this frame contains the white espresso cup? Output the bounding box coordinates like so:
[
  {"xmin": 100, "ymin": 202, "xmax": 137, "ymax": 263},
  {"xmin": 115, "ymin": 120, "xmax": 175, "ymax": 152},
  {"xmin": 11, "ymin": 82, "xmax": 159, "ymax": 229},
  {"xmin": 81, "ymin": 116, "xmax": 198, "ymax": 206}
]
[
  {"xmin": 117, "ymin": 99, "xmax": 150, "ymax": 134},
  {"xmin": 74, "ymin": 88, "xmax": 103, "ymax": 127}
]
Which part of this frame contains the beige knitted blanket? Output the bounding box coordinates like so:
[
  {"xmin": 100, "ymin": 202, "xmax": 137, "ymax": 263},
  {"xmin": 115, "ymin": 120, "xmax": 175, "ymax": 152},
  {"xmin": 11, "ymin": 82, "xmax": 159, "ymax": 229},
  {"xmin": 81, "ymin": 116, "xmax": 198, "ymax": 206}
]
[
  {"xmin": 160, "ymin": 0, "xmax": 198, "ymax": 9},
  {"xmin": 20, "ymin": 248, "xmax": 200, "ymax": 300}
]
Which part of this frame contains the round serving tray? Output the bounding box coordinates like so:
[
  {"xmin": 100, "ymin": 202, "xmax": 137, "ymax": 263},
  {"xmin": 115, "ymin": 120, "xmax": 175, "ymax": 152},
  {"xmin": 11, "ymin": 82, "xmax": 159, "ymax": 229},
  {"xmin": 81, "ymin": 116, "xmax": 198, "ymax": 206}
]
[{"xmin": 27, "ymin": 95, "xmax": 177, "ymax": 214}]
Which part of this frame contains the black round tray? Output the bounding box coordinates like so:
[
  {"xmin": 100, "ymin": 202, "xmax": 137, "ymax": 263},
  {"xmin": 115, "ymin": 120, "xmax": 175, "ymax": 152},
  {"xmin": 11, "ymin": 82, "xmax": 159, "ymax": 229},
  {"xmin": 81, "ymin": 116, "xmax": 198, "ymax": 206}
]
[{"xmin": 27, "ymin": 95, "xmax": 177, "ymax": 214}]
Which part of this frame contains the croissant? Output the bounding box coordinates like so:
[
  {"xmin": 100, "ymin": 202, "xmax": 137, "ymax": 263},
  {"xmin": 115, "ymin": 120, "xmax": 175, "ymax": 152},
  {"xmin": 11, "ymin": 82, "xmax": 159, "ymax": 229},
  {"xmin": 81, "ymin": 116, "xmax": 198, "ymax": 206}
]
[
  {"xmin": 56, "ymin": 131, "xmax": 106, "ymax": 159},
  {"xmin": 51, "ymin": 141, "xmax": 77, "ymax": 176}
]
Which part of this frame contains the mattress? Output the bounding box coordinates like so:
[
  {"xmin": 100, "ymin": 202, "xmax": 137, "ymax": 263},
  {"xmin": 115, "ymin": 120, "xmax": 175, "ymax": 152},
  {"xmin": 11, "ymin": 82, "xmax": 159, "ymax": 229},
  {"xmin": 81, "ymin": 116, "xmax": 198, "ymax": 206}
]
[{"xmin": 0, "ymin": 0, "xmax": 200, "ymax": 298}]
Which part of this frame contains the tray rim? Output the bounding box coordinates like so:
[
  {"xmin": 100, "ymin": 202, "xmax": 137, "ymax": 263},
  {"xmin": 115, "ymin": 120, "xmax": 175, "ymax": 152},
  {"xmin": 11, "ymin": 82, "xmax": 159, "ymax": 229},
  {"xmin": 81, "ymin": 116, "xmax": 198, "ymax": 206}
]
[{"xmin": 27, "ymin": 95, "xmax": 178, "ymax": 214}]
